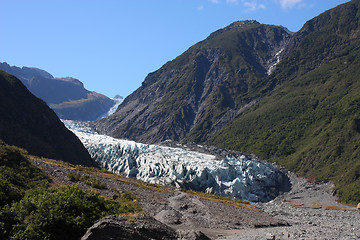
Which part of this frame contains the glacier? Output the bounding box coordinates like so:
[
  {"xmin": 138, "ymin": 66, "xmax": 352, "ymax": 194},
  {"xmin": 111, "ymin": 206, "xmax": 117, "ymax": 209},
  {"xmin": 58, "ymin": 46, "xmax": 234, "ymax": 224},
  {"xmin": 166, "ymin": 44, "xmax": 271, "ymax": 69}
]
[
  {"xmin": 63, "ymin": 120, "xmax": 289, "ymax": 202},
  {"xmin": 96, "ymin": 95, "xmax": 124, "ymax": 120}
]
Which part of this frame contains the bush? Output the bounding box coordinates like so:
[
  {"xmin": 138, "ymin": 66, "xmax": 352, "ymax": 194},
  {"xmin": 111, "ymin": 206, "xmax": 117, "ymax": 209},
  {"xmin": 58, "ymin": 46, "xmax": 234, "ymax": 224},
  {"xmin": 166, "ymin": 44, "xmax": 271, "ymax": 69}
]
[
  {"xmin": 0, "ymin": 143, "xmax": 50, "ymax": 207},
  {"xmin": 67, "ymin": 172, "xmax": 82, "ymax": 182},
  {"xmin": 67, "ymin": 172, "xmax": 107, "ymax": 189},
  {"xmin": 0, "ymin": 185, "xmax": 140, "ymax": 240},
  {"xmin": 0, "ymin": 142, "xmax": 141, "ymax": 239}
]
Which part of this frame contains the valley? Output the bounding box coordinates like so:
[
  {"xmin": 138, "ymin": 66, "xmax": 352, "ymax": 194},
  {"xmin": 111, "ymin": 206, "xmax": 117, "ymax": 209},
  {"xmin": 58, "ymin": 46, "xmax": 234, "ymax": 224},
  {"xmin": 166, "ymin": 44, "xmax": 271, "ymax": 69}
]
[{"xmin": 1, "ymin": 0, "xmax": 360, "ymax": 239}]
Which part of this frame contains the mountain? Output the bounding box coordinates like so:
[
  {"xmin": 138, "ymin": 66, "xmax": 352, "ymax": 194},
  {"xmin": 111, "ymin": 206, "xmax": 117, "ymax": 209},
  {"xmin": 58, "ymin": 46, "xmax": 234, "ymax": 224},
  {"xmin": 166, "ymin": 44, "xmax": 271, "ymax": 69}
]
[
  {"xmin": 95, "ymin": 20, "xmax": 292, "ymax": 143},
  {"xmin": 0, "ymin": 70, "xmax": 97, "ymax": 167},
  {"xmin": 0, "ymin": 62, "xmax": 115, "ymax": 121},
  {"xmin": 209, "ymin": 0, "xmax": 360, "ymax": 204},
  {"xmin": 95, "ymin": 0, "xmax": 360, "ymax": 204}
]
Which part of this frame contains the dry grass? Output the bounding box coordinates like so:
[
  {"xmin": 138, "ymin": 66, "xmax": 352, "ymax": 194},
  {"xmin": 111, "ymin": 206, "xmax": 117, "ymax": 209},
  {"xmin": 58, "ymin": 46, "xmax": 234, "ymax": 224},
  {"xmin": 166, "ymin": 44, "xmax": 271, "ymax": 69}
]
[
  {"xmin": 136, "ymin": 182, "xmax": 173, "ymax": 193},
  {"xmin": 288, "ymin": 202, "xmax": 304, "ymax": 208},
  {"xmin": 287, "ymin": 201, "xmax": 354, "ymax": 211},
  {"xmin": 28, "ymin": 155, "xmax": 78, "ymax": 170},
  {"xmin": 181, "ymin": 189, "xmax": 260, "ymax": 211},
  {"xmin": 29, "ymin": 155, "xmax": 173, "ymax": 193},
  {"xmin": 324, "ymin": 205, "xmax": 353, "ymax": 211}
]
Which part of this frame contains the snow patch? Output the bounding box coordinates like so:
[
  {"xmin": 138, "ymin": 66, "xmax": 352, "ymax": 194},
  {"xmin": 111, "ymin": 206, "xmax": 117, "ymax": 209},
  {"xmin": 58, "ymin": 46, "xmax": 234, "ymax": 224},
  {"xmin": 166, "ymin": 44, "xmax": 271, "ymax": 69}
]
[{"xmin": 267, "ymin": 48, "xmax": 284, "ymax": 75}]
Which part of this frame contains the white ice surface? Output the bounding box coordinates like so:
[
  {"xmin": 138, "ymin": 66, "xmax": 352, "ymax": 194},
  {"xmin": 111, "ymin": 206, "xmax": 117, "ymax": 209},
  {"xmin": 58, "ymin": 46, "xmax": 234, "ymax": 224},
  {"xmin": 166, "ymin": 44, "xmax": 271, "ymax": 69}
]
[
  {"xmin": 96, "ymin": 97, "xmax": 124, "ymax": 120},
  {"xmin": 64, "ymin": 120, "xmax": 285, "ymax": 202}
]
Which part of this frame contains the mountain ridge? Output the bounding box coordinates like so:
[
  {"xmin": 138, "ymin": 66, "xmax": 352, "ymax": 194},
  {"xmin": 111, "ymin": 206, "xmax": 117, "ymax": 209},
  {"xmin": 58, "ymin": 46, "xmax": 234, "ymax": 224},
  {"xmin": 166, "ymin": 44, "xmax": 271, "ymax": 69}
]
[
  {"xmin": 209, "ymin": 0, "xmax": 360, "ymax": 204},
  {"xmin": 0, "ymin": 62, "xmax": 115, "ymax": 121},
  {"xmin": 95, "ymin": 21, "xmax": 292, "ymax": 143},
  {"xmin": 94, "ymin": 0, "xmax": 360, "ymax": 204},
  {"xmin": 0, "ymin": 70, "xmax": 97, "ymax": 167}
]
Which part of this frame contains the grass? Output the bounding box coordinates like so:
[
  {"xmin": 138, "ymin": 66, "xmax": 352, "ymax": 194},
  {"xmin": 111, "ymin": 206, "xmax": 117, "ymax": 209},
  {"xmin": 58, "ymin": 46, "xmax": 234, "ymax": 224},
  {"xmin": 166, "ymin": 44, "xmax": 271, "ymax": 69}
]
[
  {"xmin": 29, "ymin": 151, "xmax": 174, "ymax": 194},
  {"xmin": 67, "ymin": 172, "xmax": 107, "ymax": 189},
  {"xmin": 181, "ymin": 189, "xmax": 259, "ymax": 211},
  {"xmin": 136, "ymin": 182, "xmax": 173, "ymax": 193}
]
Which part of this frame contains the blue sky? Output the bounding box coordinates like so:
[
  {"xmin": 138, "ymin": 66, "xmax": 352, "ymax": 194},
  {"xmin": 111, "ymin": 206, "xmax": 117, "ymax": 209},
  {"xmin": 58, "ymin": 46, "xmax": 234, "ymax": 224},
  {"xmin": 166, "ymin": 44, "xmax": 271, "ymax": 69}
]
[{"xmin": 0, "ymin": 0, "xmax": 350, "ymax": 98}]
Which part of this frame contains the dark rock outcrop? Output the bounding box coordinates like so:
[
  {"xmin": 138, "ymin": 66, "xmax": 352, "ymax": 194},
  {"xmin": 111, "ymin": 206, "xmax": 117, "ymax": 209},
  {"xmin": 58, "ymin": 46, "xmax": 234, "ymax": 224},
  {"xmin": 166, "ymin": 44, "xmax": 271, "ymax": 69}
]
[
  {"xmin": 81, "ymin": 214, "xmax": 210, "ymax": 240},
  {"xmin": 0, "ymin": 70, "xmax": 97, "ymax": 167}
]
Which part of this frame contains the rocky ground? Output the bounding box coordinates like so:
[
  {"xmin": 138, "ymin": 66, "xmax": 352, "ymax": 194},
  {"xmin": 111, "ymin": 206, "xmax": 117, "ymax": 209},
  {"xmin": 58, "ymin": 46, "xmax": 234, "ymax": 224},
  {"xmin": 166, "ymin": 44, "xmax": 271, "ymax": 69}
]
[
  {"xmin": 219, "ymin": 172, "xmax": 360, "ymax": 240},
  {"xmin": 30, "ymin": 158, "xmax": 360, "ymax": 239}
]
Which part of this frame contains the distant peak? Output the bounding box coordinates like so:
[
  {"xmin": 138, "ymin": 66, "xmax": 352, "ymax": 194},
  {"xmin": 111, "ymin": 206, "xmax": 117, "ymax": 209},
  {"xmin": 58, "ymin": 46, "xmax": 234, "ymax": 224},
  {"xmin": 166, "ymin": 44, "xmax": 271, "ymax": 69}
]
[
  {"xmin": 0, "ymin": 62, "xmax": 11, "ymax": 67},
  {"xmin": 226, "ymin": 20, "xmax": 260, "ymax": 29},
  {"xmin": 113, "ymin": 94, "xmax": 123, "ymax": 100}
]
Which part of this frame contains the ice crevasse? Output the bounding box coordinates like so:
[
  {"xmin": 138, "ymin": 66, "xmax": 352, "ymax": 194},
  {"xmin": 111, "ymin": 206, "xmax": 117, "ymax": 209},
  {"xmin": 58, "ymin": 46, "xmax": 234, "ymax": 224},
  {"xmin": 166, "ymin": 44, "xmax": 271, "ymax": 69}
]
[{"xmin": 64, "ymin": 120, "xmax": 289, "ymax": 202}]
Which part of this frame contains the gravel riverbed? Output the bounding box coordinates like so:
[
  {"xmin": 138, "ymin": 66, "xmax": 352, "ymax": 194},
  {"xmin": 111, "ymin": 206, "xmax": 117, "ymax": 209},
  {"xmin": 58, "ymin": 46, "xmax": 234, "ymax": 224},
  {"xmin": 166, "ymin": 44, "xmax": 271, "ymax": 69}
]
[{"xmin": 218, "ymin": 172, "xmax": 360, "ymax": 240}]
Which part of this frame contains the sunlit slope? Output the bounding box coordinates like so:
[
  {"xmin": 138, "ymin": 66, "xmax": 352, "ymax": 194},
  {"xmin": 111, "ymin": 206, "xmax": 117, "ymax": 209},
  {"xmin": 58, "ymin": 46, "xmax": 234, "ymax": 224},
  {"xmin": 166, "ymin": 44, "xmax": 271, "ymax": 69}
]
[
  {"xmin": 95, "ymin": 21, "xmax": 291, "ymax": 143},
  {"xmin": 209, "ymin": 0, "xmax": 360, "ymax": 204}
]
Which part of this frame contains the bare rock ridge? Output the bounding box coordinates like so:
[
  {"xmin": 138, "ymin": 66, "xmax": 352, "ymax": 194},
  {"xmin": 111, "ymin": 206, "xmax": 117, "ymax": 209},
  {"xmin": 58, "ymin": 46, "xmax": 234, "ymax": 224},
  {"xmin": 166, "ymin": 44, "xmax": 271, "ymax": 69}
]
[
  {"xmin": 0, "ymin": 62, "xmax": 115, "ymax": 121},
  {"xmin": 95, "ymin": 21, "xmax": 293, "ymax": 143}
]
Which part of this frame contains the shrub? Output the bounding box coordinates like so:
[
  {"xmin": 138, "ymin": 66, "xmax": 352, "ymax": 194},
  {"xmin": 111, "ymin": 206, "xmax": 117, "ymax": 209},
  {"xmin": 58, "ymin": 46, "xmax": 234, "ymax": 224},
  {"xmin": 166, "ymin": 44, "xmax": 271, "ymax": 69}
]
[
  {"xmin": 67, "ymin": 172, "xmax": 82, "ymax": 182},
  {"xmin": 0, "ymin": 185, "xmax": 140, "ymax": 240},
  {"xmin": 67, "ymin": 172, "xmax": 107, "ymax": 189}
]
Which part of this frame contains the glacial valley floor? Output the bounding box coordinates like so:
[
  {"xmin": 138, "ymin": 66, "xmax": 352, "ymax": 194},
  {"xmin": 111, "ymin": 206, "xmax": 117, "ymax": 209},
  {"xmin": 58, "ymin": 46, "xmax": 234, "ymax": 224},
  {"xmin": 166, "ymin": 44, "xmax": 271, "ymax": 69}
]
[
  {"xmin": 220, "ymin": 172, "xmax": 360, "ymax": 240},
  {"xmin": 30, "ymin": 157, "xmax": 360, "ymax": 240}
]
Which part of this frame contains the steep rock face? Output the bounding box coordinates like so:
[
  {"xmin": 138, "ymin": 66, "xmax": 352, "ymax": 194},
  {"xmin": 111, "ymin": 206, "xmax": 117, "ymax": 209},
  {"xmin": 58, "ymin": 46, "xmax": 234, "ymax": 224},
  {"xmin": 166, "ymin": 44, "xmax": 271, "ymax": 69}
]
[
  {"xmin": 95, "ymin": 21, "xmax": 291, "ymax": 143},
  {"xmin": 0, "ymin": 62, "xmax": 115, "ymax": 121},
  {"xmin": 0, "ymin": 70, "xmax": 97, "ymax": 167}
]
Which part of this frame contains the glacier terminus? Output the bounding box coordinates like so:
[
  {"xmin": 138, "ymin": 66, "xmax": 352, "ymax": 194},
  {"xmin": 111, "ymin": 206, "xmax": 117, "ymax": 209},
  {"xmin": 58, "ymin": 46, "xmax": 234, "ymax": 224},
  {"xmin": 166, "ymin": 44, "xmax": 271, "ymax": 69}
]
[{"xmin": 64, "ymin": 120, "xmax": 289, "ymax": 202}]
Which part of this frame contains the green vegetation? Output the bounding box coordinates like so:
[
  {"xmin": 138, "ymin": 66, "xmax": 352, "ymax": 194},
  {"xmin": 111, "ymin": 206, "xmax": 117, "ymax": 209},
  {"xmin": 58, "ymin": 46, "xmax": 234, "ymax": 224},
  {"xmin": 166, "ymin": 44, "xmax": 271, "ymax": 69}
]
[
  {"xmin": 0, "ymin": 141, "xmax": 50, "ymax": 207},
  {"xmin": 0, "ymin": 142, "xmax": 141, "ymax": 240},
  {"xmin": 0, "ymin": 186, "xmax": 137, "ymax": 240},
  {"xmin": 67, "ymin": 172, "xmax": 107, "ymax": 189},
  {"xmin": 209, "ymin": 1, "xmax": 360, "ymax": 205}
]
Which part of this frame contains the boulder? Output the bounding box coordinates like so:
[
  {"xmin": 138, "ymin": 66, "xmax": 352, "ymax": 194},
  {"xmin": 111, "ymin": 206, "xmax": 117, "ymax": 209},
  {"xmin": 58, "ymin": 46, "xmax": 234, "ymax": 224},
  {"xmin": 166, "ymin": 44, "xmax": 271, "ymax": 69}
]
[{"xmin": 81, "ymin": 214, "xmax": 210, "ymax": 240}]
